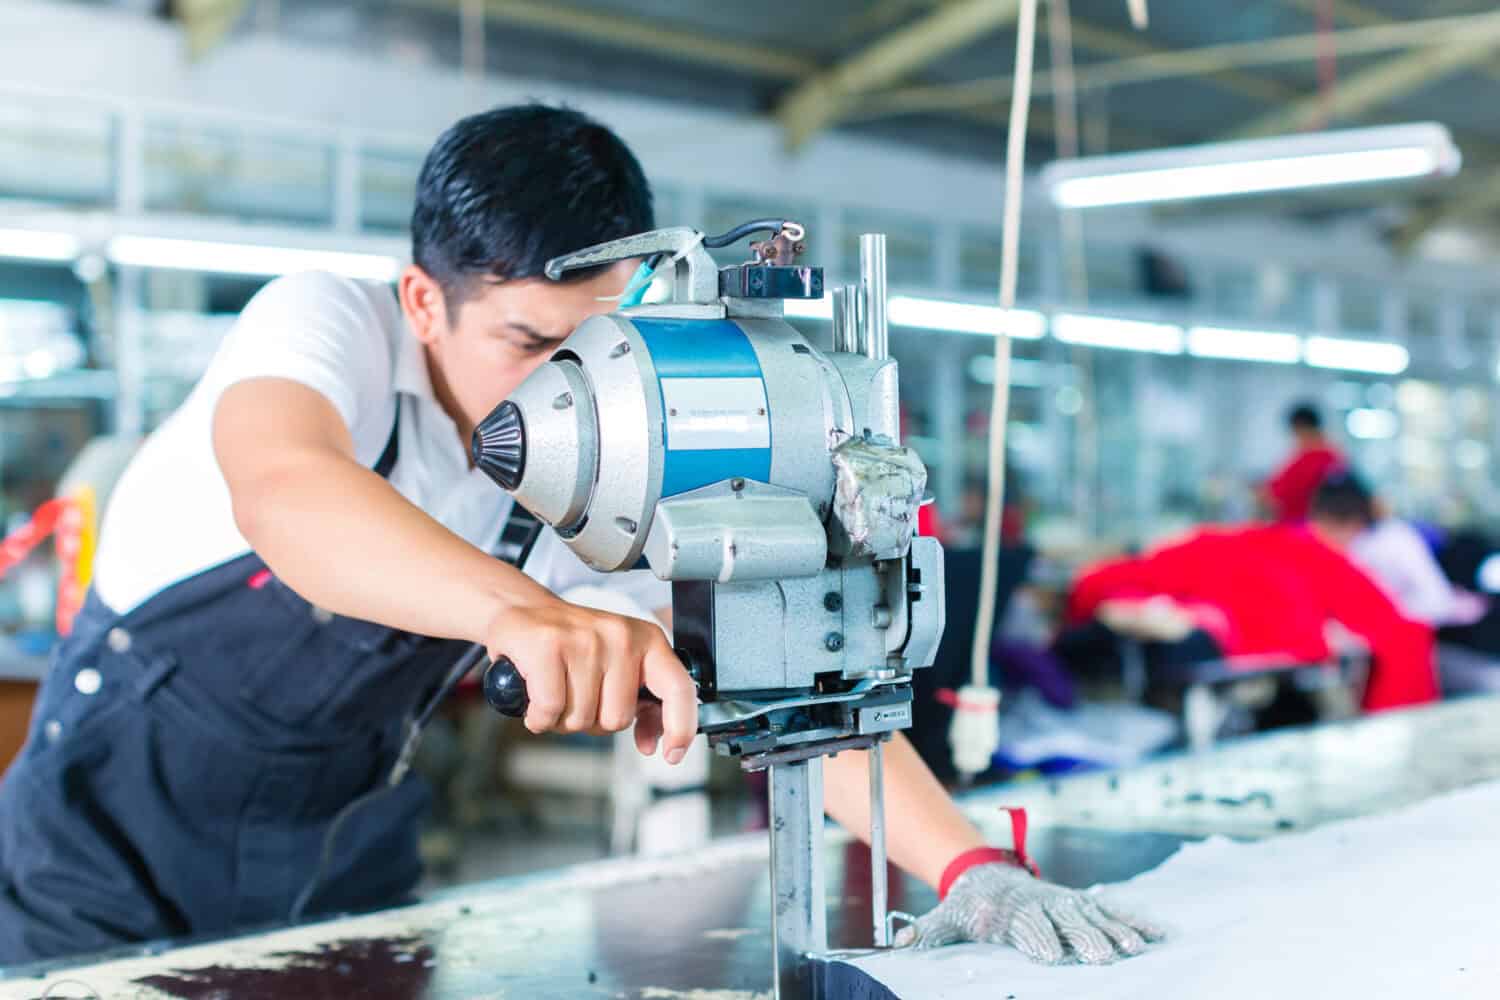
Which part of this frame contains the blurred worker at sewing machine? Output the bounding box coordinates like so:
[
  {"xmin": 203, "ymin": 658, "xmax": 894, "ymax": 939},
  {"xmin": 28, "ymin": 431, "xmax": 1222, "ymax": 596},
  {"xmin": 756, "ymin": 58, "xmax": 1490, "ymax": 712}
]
[
  {"xmin": 1065, "ymin": 514, "xmax": 1440, "ymax": 712},
  {"xmin": 0, "ymin": 104, "xmax": 1157, "ymax": 967},
  {"xmin": 1259, "ymin": 402, "xmax": 1344, "ymax": 523}
]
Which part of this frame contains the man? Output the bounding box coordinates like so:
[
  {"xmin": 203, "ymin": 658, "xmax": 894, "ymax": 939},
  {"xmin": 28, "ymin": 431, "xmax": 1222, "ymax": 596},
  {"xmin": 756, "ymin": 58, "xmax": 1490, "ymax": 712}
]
[
  {"xmin": 0, "ymin": 105, "xmax": 1155, "ymax": 966},
  {"xmin": 1310, "ymin": 473, "xmax": 1485, "ymax": 629},
  {"xmin": 1259, "ymin": 402, "xmax": 1343, "ymax": 522}
]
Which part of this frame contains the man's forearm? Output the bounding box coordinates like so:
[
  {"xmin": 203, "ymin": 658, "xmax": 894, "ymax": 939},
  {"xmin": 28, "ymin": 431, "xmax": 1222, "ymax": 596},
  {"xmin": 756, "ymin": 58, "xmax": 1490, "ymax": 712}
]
[
  {"xmin": 230, "ymin": 443, "xmax": 552, "ymax": 644},
  {"xmin": 822, "ymin": 732, "xmax": 986, "ymax": 889}
]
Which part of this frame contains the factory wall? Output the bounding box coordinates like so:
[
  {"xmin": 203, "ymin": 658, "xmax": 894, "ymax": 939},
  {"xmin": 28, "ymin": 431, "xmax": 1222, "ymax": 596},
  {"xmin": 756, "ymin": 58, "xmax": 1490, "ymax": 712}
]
[{"xmin": 1, "ymin": 0, "xmax": 1498, "ymax": 546}]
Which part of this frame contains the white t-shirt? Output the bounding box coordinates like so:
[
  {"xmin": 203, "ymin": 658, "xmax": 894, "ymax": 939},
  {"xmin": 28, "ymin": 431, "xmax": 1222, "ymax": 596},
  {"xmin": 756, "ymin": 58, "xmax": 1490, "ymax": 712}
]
[
  {"xmin": 1348, "ymin": 519, "xmax": 1476, "ymax": 627},
  {"xmin": 94, "ymin": 270, "xmax": 668, "ymax": 617}
]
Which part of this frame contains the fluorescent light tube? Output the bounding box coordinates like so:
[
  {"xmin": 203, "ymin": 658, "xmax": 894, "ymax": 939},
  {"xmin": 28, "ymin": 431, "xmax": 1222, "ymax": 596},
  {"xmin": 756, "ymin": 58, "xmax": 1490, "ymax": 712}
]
[
  {"xmin": 889, "ymin": 296, "xmax": 1045, "ymax": 338},
  {"xmin": 107, "ymin": 235, "xmax": 401, "ymax": 282},
  {"xmin": 0, "ymin": 228, "xmax": 80, "ymax": 262},
  {"xmin": 1187, "ymin": 325, "xmax": 1301, "ymax": 364},
  {"xmin": 1304, "ymin": 335, "xmax": 1409, "ymax": 374},
  {"xmin": 782, "ymin": 296, "xmax": 833, "ymax": 320},
  {"xmin": 1346, "ymin": 407, "xmax": 1399, "ymax": 440},
  {"xmin": 1054, "ymin": 313, "xmax": 1183, "ymax": 354},
  {"xmin": 1042, "ymin": 122, "xmax": 1460, "ymax": 208}
]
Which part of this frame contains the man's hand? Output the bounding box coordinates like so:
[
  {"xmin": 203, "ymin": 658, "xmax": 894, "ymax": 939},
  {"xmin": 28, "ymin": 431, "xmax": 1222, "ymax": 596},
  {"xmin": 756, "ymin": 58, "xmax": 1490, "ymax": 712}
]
[
  {"xmin": 485, "ymin": 600, "xmax": 698, "ymax": 763},
  {"xmin": 895, "ymin": 863, "xmax": 1163, "ymax": 964}
]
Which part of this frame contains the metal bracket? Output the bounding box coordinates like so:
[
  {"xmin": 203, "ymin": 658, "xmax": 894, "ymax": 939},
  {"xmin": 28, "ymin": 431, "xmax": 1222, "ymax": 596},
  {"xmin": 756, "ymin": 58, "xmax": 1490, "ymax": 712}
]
[{"xmin": 544, "ymin": 226, "xmax": 719, "ymax": 305}]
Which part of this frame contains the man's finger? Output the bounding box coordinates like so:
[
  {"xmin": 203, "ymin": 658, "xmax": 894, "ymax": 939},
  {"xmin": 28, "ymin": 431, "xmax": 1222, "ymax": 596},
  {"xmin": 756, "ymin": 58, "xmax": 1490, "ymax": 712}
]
[
  {"xmin": 898, "ymin": 911, "xmax": 963, "ymax": 950},
  {"xmin": 633, "ymin": 700, "xmax": 663, "ymax": 756},
  {"xmin": 1007, "ymin": 900, "xmax": 1065, "ymax": 964},
  {"xmin": 1046, "ymin": 898, "xmax": 1114, "ymax": 964},
  {"xmin": 507, "ymin": 639, "xmax": 565, "ymax": 734},
  {"xmin": 596, "ymin": 647, "xmax": 642, "ymax": 733},
  {"xmin": 560, "ymin": 646, "xmax": 602, "ymax": 733},
  {"xmin": 1081, "ymin": 900, "xmax": 1147, "ymax": 957},
  {"xmin": 640, "ymin": 640, "xmax": 697, "ymax": 763},
  {"xmin": 1097, "ymin": 900, "xmax": 1165, "ymax": 942}
]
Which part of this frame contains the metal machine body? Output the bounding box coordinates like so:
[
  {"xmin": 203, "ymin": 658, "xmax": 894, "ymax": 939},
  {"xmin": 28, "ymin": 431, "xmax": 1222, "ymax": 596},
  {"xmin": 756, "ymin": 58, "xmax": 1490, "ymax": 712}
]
[{"xmin": 472, "ymin": 222, "xmax": 945, "ymax": 999}]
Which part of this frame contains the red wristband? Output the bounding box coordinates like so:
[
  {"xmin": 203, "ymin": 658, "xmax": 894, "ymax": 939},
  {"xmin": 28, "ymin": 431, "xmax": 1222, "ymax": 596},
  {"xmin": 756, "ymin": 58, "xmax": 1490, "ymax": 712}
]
[{"xmin": 937, "ymin": 808, "xmax": 1040, "ymax": 900}]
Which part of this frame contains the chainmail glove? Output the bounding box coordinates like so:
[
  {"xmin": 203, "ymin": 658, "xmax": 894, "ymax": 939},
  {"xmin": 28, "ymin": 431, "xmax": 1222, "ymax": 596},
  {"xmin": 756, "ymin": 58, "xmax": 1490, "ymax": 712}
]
[{"xmin": 894, "ymin": 862, "xmax": 1164, "ymax": 964}]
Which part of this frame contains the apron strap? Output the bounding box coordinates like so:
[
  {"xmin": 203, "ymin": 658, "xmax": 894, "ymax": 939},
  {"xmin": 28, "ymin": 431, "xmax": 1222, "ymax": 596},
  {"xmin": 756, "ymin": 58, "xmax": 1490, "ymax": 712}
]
[{"xmin": 373, "ymin": 398, "xmax": 401, "ymax": 479}]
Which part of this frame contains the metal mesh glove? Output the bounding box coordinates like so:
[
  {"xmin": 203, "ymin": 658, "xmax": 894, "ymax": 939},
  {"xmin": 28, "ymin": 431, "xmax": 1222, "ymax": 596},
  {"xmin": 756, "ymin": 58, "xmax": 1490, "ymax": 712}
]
[{"xmin": 894, "ymin": 863, "xmax": 1164, "ymax": 964}]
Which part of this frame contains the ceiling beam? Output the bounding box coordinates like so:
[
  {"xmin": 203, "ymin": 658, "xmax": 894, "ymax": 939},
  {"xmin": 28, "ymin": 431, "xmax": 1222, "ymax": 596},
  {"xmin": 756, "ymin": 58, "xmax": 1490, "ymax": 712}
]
[
  {"xmin": 775, "ymin": 0, "xmax": 1021, "ymax": 150},
  {"xmin": 1063, "ymin": 17, "xmax": 1295, "ymax": 105},
  {"xmin": 1392, "ymin": 170, "xmax": 1500, "ymax": 252},
  {"xmin": 1225, "ymin": 29, "xmax": 1500, "ymax": 138},
  {"xmin": 854, "ymin": 9, "xmax": 1500, "ymax": 120},
  {"xmin": 836, "ymin": 1, "xmax": 1292, "ymax": 105},
  {"xmin": 835, "ymin": 0, "xmax": 931, "ymax": 46},
  {"xmin": 396, "ymin": 0, "xmax": 820, "ymax": 81},
  {"xmin": 1281, "ymin": 0, "xmax": 1500, "ymax": 87}
]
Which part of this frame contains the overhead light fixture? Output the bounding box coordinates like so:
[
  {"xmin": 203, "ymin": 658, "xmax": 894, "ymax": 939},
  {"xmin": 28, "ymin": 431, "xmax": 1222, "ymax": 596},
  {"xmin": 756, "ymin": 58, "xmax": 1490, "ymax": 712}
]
[
  {"xmin": 782, "ymin": 297, "xmax": 833, "ymax": 321},
  {"xmin": 0, "ymin": 228, "xmax": 80, "ymax": 263},
  {"xmin": 106, "ymin": 235, "xmax": 401, "ymax": 282},
  {"xmin": 1042, "ymin": 122, "xmax": 1460, "ymax": 209},
  {"xmin": 889, "ymin": 296, "xmax": 1045, "ymax": 339},
  {"xmin": 1187, "ymin": 325, "xmax": 1301, "ymax": 364},
  {"xmin": 967, "ymin": 355, "xmax": 1057, "ymax": 386},
  {"xmin": 1305, "ymin": 335, "xmax": 1409, "ymax": 374},
  {"xmin": 1346, "ymin": 407, "xmax": 1399, "ymax": 440},
  {"xmin": 1054, "ymin": 313, "xmax": 1184, "ymax": 354}
]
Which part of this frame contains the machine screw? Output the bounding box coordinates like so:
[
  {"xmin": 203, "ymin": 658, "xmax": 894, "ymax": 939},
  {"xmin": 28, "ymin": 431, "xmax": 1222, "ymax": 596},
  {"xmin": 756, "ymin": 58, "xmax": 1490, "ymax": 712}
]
[
  {"xmin": 823, "ymin": 592, "xmax": 842, "ymax": 612},
  {"xmin": 730, "ymin": 477, "xmax": 746, "ymax": 492},
  {"xmin": 824, "ymin": 632, "xmax": 845, "ymax": 652},
  {"xmin": 609, "ymin": 341, "xmax": 631, "ymax": 358},
  {"xmin": 553, "ymin": 392, "xmax": 573, "ymax": 409}
]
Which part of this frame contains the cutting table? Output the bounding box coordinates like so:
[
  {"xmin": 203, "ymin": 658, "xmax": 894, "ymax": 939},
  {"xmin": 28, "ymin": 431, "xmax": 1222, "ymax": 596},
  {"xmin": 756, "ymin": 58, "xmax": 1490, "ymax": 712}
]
[{"xmin": 6, "ymin": 695, "xmax": 1499, "ymax": 1000}]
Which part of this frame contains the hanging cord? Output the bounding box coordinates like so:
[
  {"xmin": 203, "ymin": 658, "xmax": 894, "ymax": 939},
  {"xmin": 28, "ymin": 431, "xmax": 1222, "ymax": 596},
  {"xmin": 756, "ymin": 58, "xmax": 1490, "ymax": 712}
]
[
  {"xmin": 1047, "ymin": 0, "xmax": 1088, "ymax": 304},
  {"xmin": 1314, "ymin": 0, "xmax": 1338, "ymax": 131},
  {"xmin": 1047, "ymin": 0, "xmax": 1100, "ymax": 539},
  {"xmin": 951, "ymin": 0, "xmax": 1040, "ymax": 783}
]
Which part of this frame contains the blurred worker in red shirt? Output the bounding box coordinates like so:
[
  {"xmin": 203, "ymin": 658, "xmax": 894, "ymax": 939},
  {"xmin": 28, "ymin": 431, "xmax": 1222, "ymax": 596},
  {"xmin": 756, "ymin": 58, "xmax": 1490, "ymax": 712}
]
[
  {"xmin": 1066, "ymin": 520, "xmax": 1438, "ymax": 712},
  {"xmin": 1260, "ymin": 402, "xmax": 1344, "ymax": 522}
]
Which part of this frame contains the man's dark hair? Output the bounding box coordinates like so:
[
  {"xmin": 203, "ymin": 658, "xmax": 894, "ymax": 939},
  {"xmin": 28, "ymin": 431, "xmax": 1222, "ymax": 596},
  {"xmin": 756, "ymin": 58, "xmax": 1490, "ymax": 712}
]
[
  {"xmin": 412, "ymin": 104, "xmax": 654, "ymax": 308},
  {"xmin": 1311, "ymin": 471, "xmax": 1374, "ymax": 526},
  {"xmin": 1287, "ymin": 403, "xmax": 1323, "ymax": 432}
]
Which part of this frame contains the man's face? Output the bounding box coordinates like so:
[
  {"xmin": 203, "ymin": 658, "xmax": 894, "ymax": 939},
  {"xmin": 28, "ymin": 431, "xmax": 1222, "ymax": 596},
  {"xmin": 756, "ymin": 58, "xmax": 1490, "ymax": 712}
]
[
  {"xmin": 400, "ymin": 261, "xmax": 635, "ymax": 437},
  {"xmin": 1310, "ymin": 516, "xmax": 1363, "ymax": 551}
]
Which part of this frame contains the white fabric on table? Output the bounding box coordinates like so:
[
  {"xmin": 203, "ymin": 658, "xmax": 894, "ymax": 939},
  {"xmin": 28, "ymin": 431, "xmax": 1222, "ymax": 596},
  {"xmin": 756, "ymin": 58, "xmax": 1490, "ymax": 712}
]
[{"xmin": 848, "ymin": 779, "xmax": 1500, "ymax": 998}]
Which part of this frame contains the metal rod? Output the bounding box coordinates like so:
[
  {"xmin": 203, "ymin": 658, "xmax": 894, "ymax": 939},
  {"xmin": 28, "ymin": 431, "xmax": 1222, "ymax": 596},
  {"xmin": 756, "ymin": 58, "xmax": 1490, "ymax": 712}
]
[
  {"xmin": 846, "ymin": 284, "xmax": 866, "ymax": 356},
  {"xmin": 869, "ymin": 738, "xmax": 889, "ymax": 948},
  {"xmin": 859, "ymin": 234, "xmax": 888, "ymax": 361},
  {"xmin": 768, "ymin": 758, "xmax": 827, "ymax": 1000},
  {"xmin": 831, "ymin": 286, "xmax": 855, "ymax": 353}
]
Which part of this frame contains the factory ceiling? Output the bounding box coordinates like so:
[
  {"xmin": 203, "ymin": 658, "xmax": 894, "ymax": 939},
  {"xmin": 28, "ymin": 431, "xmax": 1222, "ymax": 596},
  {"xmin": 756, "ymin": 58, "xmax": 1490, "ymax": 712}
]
[{"xmin": 75, "ymin": 0, "xmax": 1500, "ymax": 246}]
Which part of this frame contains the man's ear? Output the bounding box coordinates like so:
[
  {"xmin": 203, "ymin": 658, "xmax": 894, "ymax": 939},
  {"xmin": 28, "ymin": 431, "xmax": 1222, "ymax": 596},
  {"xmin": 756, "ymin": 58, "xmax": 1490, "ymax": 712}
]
[{"xmin": 399, "ymin": 265, "xmax": 450, "ymax": 347}]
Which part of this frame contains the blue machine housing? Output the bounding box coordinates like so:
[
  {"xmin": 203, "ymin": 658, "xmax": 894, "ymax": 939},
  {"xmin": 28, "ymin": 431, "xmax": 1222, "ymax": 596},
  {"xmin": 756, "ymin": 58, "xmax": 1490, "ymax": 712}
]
[{"xmin": 633, "ymin": 317, "xmax": 774, "ymax": 498}]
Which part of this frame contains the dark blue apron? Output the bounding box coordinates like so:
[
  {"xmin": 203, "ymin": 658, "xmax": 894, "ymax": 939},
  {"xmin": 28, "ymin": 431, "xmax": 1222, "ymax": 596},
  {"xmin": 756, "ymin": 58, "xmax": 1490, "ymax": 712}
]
[{"xmin": 0, "ymin": 409, "xmax": 486, "ymax": 963}]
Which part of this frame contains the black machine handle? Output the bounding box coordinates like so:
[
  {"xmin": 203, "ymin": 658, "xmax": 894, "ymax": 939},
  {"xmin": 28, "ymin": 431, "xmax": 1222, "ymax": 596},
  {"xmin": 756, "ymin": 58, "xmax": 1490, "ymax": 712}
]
[
  {"xmin": 481, "ymin": 655, "xmax": 670, "ymax": 719},
  {"xmin": 482, "ymin": 656, "xmax": 531, "ymax": 718}
]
